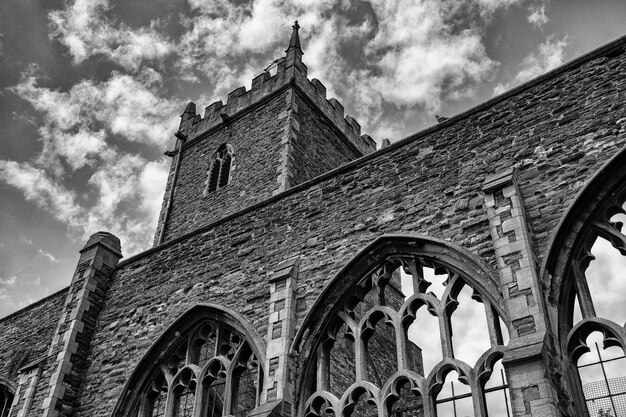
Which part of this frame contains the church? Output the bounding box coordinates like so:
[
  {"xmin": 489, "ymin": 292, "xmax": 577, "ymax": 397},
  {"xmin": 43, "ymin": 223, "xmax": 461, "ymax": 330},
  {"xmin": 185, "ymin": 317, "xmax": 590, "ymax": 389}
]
[{"xmin": 1, "ymin": 23, "xmax": 626, "ymax": 417}]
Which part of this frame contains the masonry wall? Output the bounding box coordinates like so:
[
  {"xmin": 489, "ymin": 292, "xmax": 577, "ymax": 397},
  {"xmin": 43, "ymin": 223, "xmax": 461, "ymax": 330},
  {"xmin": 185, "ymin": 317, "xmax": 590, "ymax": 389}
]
[
  {"xmin": 287, "ymin": 90, "xmax": 362, "ymax": 187},
  {"xmin": 64, "ymin": 41, "xmax": 626, "ymax": 417},
  {"xmin": 162, "ymin": 90, "xmax": 291, "ymax": 241},
  {"xmin": 0, "ymin": 290, "xmax": 67, "ymax": 384}
]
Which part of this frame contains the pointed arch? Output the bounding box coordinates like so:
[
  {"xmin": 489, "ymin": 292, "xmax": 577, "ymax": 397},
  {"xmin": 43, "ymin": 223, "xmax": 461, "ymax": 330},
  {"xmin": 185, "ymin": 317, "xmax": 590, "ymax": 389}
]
[
  {"xmin": 541, "ymin": 145, "xmax": 626, "ymax": 416},
  {"xmin": 111, "ymin": 304, "xmax": 265, "ymax": 417},
  {"xmin": 206, "ymin": 144, "xmax": 234, "ymax": 194},
  {"xmin": 542, "ymin": 145, "xmax": 626, "ymax": 310},
  {"xmin": 293, "ymin": 234, "xmax": 511, "ymax": 417},
  {"xmin": 0, "ymin": 378, "xmax": 15, "ymax": 417}
]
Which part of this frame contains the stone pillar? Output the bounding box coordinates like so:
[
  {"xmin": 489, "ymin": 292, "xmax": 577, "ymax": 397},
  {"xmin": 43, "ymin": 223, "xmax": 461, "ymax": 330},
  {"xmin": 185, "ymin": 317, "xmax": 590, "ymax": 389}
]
[
  {"xmin": 40, "ymin": 232, "xmax": 122, "ymax": 417},
  {"xmin": 262, "ymin": 257, "xmax": 299, "ymax": 410},
  {"xmin": 483, "ymin": 168, "xmax": 559, "ymax": 417}
]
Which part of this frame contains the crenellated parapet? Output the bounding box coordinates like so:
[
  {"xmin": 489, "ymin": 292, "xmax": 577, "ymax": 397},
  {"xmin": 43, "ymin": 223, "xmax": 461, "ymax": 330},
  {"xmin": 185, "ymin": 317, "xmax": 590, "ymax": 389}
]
[
  {"xmin": 177, "ymin": 28, "xmax": 376, "ymax": 156},
  {"xmin": 154, "ymin": 22, "xmax": 378, "ymax": 243}
]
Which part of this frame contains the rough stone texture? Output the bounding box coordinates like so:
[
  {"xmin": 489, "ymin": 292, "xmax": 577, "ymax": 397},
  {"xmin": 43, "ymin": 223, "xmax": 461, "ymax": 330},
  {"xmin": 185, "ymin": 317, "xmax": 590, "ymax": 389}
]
[
  {"xmin": 287, "ymin": 91, "xmax": 362, "ymax": 187},
  {"xmin": 0, "ymin": 32, "xmax": 625, "ymax": 417},
  {"xmin": 0, "ymin": 290, "xmax": 67, "ymax": 384},
  {"xmin": 158, "ymin": 73, "xmax": 370, "ymax": 242}
]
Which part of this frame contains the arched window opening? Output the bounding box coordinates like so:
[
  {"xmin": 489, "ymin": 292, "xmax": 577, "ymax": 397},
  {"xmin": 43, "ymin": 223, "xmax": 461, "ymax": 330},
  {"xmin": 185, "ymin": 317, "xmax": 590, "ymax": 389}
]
[
  {"xmin": 576, "ymin": 332, "xmax": 626, "ymax": 417},
  {"xmin": 434, "ymin": 371, "xmax": 473, "ymax": 417},
  {"xmin": 144, "ymin": 372, "xmax": 168, "ymax": 417},
  {"xmin": 406, "ymin": 307, "xmax": 439, "ymax": 377},
  {"xmin": 173, "ymin": 368, "xmax": 197, "ymax": 417},
  {"xmin": 450, "ymin": 285, "xmax": 491, "ymax": 367},
  {"xmin": 300, "ymin": 243, "xmax": 510, "ymax": 417},
  {"xmin": 122, "ymin": 314, "xmax": 263, "ymax": 417},
  {"xmin": 219, "ymin": 152, "xmax": 232, "ymax": 188},
  {"xmin": 201, "ymin": 361, "xmax": 226, "ymax": 417},
  {"xmin": 232, "ymin": 350, "xmax": 262, "ymax": 417},
  {"xmin": 389, "ymin": 380, "xmax": 424, "ymax": 417},
  {"xmin": 0, "ymin": 386, "xmax": 14, "ymax": 417},
  {"xmin": 192, "ymin": 323, "xmax": 217, "ymax": 368},
  {"xmin": 206, "ymin": 144, "xmax": 233, "ymax": 194},
  {"xmin": 365, "ymin": 316, "xmax": 398, "ymax": 387},
  {"xmin": 328, "ymin": 321, "xmax": 357, "ymax": 398},
  {"xmin": 482, "ymin": 359, "xmax": 512, "ymax": 417},
  {"xmin": 583, "ymin": 234, "xmax": 626, "ymax": 327},
  {"xmin": 558, "ymin": 189, "xmax": 626, "ymax": 416},
  {"xmin": 346, "ymin": 390, "xmax": 378, "ymax": 417}
]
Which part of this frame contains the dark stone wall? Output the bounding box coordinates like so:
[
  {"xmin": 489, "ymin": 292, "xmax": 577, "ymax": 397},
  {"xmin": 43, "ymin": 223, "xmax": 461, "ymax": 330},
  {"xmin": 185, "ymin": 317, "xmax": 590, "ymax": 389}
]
[
  {"xmin": 71, "ymin": 44, "xmax": 626, "ymax": 417},
  {"xmin": 288, "ymin": 90, "xmax": 362, "ymax": 187},
  {"xmin": 0, "ymin": 290, "xmax": 67, "ymax": 384},
  {"xmin": 163, "ymin": 91, "xmax": 290, "ymax": 241},
  {"xmin": 1, "ymin": 37, "xmax": 625, "ymax": 417}
]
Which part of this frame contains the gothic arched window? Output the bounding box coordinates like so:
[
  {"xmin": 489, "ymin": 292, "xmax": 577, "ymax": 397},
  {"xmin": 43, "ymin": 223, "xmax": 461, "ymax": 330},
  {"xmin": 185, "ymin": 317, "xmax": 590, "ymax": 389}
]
[
  {"xmin": 296, "ymin": 236, "xmax": 512, "ymax": 417},
  {"xmin": 0, "ymin": 384, "xmax": 14, "ymax": 417},
  {"xmin": 115, "ymin": 306, "xmax": 264, "ymax": 417},
  {"xmin": 553, "ymin": 173, "xmax": 626, "ymax": 416},
  {"xmin": 205, "ymin": 144, "xmax": 234, "ymax": 195}
]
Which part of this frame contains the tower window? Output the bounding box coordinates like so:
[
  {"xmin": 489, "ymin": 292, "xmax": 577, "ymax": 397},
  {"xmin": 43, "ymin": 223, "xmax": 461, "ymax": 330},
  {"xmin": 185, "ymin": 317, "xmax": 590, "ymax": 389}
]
[{"xmin": 205, "ymin": 144, "xmax": 234, "ymax": 195}]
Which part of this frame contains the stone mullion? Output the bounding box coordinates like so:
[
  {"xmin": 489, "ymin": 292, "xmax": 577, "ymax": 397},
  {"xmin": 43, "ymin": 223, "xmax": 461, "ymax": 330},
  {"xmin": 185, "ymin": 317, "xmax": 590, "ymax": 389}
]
[
  {"xmin": 405, "ymin": 257, "xmax": 428, "ymax": 295},
  {"xmin": 223, "ymin": 366, "xmax": 234, "ymax": 416},
  {"xmin": 572, "ymin": 260, "xmax": 596, "ymax": 319},
  {"xmin": 472, "ymin": 381, "xmax": 488, "ymax": 417},
  {"xmin": 165, "ymin": 385, "xmax": 177, "ymax": 417},
  {"xmin": 395, "ymin": 316, "xmax": 409, "ymax": 370},
  {"xmin": 316, "ymin": 346, "xmax": 330, "ymax": 391},
  {"xmin": 192, "ymin": 371, "xmax": 205, "ymax": 417},
  {"xmin": 214, "ymin": 325, "xmax": 223, "ymax": 359},
  {"xmin": 438, "ymin": 310, "xmax": 454, "ymax": 359},
  {"xmin": 483, "ymin": 301, "xmax": 501, "ymax": 347},
  {"xmin": 354, "ymin": 328, "xmax": 368, "ymax": 381}
]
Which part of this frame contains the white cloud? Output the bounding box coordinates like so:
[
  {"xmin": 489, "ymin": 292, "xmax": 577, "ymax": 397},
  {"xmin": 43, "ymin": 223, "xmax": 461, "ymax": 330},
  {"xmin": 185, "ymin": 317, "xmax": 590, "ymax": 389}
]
[
  {"xmin": 4, "ymin": 68, "xmax": 177, "ymax": 255},
  {"xmin": 528, "ymin": 4, "xmax": 549, "ymax": 27},
  {"xmin": 11, "ymin": 68, "xmax": 179, "ymax": 173},
  {"xmin": 0, "ymin": 276, "xmax": 17, "ymax": 286},
  {"xmin": 4, "ymin": 0, "xmax": 534, "ymax": 257},
  {"xmin": 48, "ymin": 0, "xmax": 173, "ymax": 71},
  {"xmin": 494, "ymin": 36, "xmax": 567, "ymax": 95},
  {"xmin": 38, "ymin": 249, "xmax": 60, "ymax": 263},
  {"xmin": 0, "ymin": 158, "xmax": 169, "ymax": 255},
  {"xmin": 298, "ymin": 0, "xmax": 504, "ymax": 137}
]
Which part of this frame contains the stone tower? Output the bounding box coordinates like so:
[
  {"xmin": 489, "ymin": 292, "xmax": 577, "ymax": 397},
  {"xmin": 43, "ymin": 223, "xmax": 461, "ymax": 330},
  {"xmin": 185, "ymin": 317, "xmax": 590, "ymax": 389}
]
[
  {"xmin": 154, "ymin": 22, "xmax": 376, "ymax": 244},
  {"xmin": 1, "ymin": 25, "xmax": 626, "ymax": 417}
]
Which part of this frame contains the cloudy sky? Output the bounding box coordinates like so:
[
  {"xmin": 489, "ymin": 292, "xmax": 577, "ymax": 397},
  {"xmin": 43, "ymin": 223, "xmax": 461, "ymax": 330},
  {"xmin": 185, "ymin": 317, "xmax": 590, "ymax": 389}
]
[{"xmin": 0, "ymin": 0, "xmax": 625, "ymax": 317}]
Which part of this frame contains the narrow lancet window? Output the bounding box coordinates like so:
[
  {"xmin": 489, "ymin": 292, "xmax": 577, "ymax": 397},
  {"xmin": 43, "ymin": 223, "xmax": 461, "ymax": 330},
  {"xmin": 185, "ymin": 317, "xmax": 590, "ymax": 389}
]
[{"xmin": 205, "ymin": 144, "xmax": 234, "ymax": 195}]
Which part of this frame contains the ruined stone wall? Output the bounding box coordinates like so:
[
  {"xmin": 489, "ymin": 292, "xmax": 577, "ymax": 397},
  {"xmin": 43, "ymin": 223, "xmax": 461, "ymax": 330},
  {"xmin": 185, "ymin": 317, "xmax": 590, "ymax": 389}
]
[
  {"xmin": 69, "ymin": 41, "xmax": 626, "ymax": 416},
  {"xmin": 0, "ymin": 36, "xmax": 623, "ymax": 417},
  {"xmin": 162, "ymin": 90, "xmax": 291, "ymax": 241},
  {"xmin": 287, "ymin": 89, "xmax": 363, "ymax": 187},
  {"xmin": 0, "ymin": 290, "xmax": 67, "ymax": 385}
]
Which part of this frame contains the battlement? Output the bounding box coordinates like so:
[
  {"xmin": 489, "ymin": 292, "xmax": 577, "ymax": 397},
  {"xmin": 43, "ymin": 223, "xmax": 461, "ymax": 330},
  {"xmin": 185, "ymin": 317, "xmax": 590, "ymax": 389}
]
[{"xmin": 177, "ymin": 35, "xmax": 376, "ymax": 156}]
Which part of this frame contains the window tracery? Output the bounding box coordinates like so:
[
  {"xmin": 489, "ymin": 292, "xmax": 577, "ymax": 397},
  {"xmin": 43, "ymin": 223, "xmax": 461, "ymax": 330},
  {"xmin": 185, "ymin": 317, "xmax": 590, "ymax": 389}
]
[
  {"xmin": 127, "ymin": 319, "xmax": 262, "ymax": 417},
  {"xmin": 205, "ymin": 144, "xmax": 233, "ymax": 194},
  {"xmin": 561, "ymin": 188, "xmax": 626, "ymax": 416},
  {"xmin": 302, "ymin": 254, "xmax": 511, "ymax": 417}
]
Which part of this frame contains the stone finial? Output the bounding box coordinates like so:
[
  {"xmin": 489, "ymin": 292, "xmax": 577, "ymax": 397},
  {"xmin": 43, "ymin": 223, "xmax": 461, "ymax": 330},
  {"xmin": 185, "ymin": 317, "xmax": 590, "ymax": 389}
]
[{"xmin": 286, "ymin": 20, "xmax": 302, "ymax": 54}]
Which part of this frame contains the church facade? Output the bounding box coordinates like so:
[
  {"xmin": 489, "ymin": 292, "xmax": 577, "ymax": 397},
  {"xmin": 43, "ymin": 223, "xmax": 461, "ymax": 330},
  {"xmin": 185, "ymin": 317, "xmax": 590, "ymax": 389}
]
[{"xmin": 1, "ymin": 24, "xmax": 626, "ymax": 417}]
